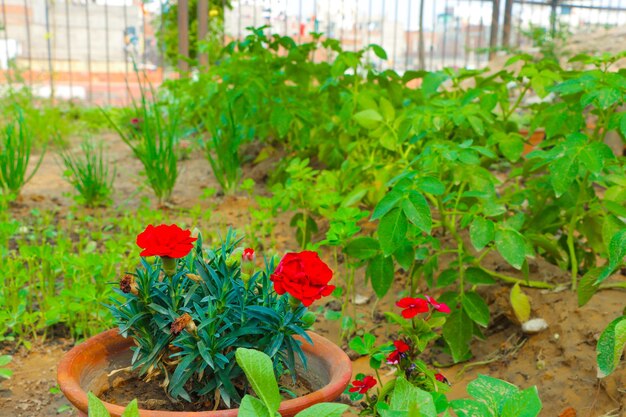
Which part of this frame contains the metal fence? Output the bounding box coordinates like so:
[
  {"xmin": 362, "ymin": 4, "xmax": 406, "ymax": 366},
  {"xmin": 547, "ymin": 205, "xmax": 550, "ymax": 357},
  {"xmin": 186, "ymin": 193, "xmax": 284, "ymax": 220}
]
[{"xmin": 1, "ymin": 0, "xmax": 625, "ymax": 106}]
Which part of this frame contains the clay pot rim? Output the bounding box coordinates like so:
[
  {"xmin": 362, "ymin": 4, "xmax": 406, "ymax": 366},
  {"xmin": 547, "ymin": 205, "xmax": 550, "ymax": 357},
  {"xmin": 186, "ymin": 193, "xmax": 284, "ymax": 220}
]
[{"xmin": 57, "ymin": 328, "xmax": 352, "ymax": 417}]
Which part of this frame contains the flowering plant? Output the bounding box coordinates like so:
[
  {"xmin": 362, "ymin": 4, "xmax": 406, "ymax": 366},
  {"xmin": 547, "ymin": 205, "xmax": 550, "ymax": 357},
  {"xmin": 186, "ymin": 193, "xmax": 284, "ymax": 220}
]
[
  {"xmin": 347, "ymin": 294, "xmax": 452, "ymax": 414},
  {"xmin": 109, "ymin": 224, "xmax": 335, "ymax": 407}
]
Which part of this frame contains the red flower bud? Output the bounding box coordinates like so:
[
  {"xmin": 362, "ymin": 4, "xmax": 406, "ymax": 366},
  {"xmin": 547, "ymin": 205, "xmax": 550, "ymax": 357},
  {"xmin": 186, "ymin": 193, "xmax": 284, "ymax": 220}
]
[
  {"xmin": 242, "ymin": 248, "xmax": 255, "ymax": 262},
  {"xmin": 425, "ymin": 295, "xmax": 451, "ymax": 313},
  {"xmin": 386, "ymin": 340, "xmax": 410, "ymax": 365}
]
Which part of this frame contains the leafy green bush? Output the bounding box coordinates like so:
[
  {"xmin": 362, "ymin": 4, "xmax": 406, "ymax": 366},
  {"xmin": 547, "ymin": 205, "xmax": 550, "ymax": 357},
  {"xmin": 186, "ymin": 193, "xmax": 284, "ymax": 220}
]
[
  {"xmin": 61, "ymin": 141, "xmax": 116, "ymax": 207},
  {"xmin": 0, "ymin": 111, "xmax": 45, "ymax": 196}
]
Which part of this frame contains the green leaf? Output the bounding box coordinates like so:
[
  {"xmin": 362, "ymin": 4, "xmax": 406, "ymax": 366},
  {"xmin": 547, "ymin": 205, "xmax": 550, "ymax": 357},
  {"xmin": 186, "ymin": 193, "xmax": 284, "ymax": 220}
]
[
  {"xmin": 416, "ymin": 177, "xmax": 445, "ymax": 195},
  {"xmin": 577, "ymin": 267, "xmax": 601, "ymax": 307},
  {"xmin": 354, "ymin": 109, "xmax": 383, "ymax": 129},
  {"xmin": 379, "ymin": 98, "xmax": 395, "ymax": 120},
  {"xmin": 401, "ymin": 191, "xmax": 432, "ymax": 233},
  {"xmin": 121, "ymin": 400, "xmax": 139, "ymax": 417},
  {"xmin": 394, "ymin": 244, "xmax": 415, "ymax": 271},
  {"xmin": 461, "ymin": 292, "xmax": 490, "ymax": 327},
  {"xmin": 0, "ymin": 355, "xmax": 11, "ymax": 367},
  {"xmin": 367, "ymin": 255, "xmax": 395, "ymax": 298},
  {"xmin": 597, "ymin": 316, "xmax": 626, "ymax": 378},
  {"xmin": 498, "ymin": 134, "xmax": 524, "ymax": 163},
  {"xmin": 378, "ymin": 208, "xmax": 408, "ymax": 256},
  {"xmin": 549, "ymin": 154, "xmax": 579, "ymax": 198},
  {"xmin": 500, "ymin": 386, "xmax": 542, "ymax": 417},
  {"xmin": 239, "ymin": 395, "xmax": 272, "ymax": 417},
  {"xmin": 370, "ymin": 44, "xmax": 388, "ymax": 60},
  {"xmin": 470, "ymin": 217, "xmax": 495, "ymax": 251},
  {"xmin": 372, "ymin": 190, "xmax": 403, "ymax": 220},
  {"xmin": 235, "ymin": 348, "xmax": 281, "ymax": 415},
  {"xmin": 467, "ymin": 375, "xmax": 518, "ymax": 416},
  {"xmin": 295, "ymin": 403, "xmax": 349, "ymax": 417},
  {"xmin": 344, "ymin": 237, "xmax": 380, "ymax": 260},
  {"xmin": 510, "ymin": 283, "xmax": 531, "ymax": 323},
  {"xmin": 495, "ymin": 228, "xmax": 526, "ymax": 270},
  {"xmin": 349, "ymin": 333, "xmax": 376, "ymax": 354},
  {"xmin": 596, "ymin": 229, "xmax": 626, "ymax": 284},
  {"xmin": 0, "ymin": 369, "xmax": 13, "ymax": 379},
  {"xmin": 449, "ymin": 398, "xmax": 492, "ymax": 417},
  {"xmin": 87, "ymin": 392, "xmax": 111, "ymax": 417},
  {"xmin": 443, "ymin": 309, "xmax": 473, "ymax": 363},
  {"xmin": 389, "ymin": 377, "xmax": 437, "ymax": 416},
  {"xmin": 465, "ymin": 267, "xmax": 496, "ymax": 285}
]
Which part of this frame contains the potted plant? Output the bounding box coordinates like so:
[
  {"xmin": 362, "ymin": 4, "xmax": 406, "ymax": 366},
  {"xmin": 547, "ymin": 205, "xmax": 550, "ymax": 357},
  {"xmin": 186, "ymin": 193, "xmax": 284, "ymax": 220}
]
[{"xmin": 57, "ymin": 224, "xmax": 352, "ymax": 417}]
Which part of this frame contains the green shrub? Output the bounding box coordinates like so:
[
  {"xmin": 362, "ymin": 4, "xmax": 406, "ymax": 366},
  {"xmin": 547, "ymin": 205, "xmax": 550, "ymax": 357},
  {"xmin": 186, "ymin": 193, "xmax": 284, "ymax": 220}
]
[
  {"xmin": 61, "ymin": 141, "xmax": 116, "ymax": 207},
  {"xmin": 0, "ymin": 111, "xmax": 45, "ymax": 196}
]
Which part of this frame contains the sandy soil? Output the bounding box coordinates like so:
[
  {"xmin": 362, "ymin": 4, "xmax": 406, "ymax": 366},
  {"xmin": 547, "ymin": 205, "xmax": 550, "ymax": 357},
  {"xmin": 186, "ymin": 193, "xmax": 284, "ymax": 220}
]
[{"xmin": 1, "ymin": 134, "xmax": 625, "ymax": 417}]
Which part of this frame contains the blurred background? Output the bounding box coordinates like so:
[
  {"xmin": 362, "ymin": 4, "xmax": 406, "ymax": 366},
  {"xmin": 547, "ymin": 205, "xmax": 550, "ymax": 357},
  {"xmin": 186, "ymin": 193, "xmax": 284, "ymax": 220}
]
[{"xmin": 0, "ymin": 0, "xmax": 625, "ymax": 105}]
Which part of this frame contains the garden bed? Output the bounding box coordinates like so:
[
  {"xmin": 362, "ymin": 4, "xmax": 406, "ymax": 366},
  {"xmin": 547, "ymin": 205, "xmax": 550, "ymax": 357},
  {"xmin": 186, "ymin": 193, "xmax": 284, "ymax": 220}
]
[{"xmin": 0, "ymin": 133, "xmax": 624, "ymax": 416}]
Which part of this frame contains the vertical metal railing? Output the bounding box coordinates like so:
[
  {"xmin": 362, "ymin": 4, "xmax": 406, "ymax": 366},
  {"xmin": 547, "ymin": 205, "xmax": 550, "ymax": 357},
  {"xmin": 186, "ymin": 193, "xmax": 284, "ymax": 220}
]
[{"xmin": 1, "ymin": 0, "xmax": 626, "ymax": 106}]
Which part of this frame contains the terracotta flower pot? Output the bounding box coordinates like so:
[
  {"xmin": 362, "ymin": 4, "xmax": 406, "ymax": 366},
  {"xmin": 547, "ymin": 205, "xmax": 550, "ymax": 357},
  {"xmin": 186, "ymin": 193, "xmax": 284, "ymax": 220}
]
[{"xmin": 57, "ymin": 329, "xmax": 352, "ymax": 417}]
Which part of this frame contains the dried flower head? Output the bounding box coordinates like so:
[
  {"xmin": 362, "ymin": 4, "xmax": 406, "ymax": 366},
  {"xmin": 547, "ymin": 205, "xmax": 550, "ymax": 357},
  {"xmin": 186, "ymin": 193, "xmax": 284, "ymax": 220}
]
[
  {"xmin": 119, "ymin": 274, "xmax": 138, "ymax": 295},
  {"xmin": 170, "ymin": 313, "xmax": 194, "ymax": 335}
]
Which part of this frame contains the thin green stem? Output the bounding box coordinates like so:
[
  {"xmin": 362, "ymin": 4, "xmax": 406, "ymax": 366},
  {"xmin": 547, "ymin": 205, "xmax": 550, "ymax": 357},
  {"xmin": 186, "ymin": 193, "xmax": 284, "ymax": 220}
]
[{"xmin": 478, "ymin": 266, "xmax": 555, "ymax": 289}]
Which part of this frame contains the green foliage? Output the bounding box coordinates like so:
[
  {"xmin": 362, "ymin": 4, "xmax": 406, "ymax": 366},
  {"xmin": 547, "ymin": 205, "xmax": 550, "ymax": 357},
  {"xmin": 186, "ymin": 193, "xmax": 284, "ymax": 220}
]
[
  {"xmin": 0, "ymin": 111, "xmax": 45, "ymax": 196},
  {"xmin": 0, "ymin": 355, "xmax": 12, "ymax": 380},
  {"xmin": 450, "ymin": 375, "xmax": 542, "ymax": 417},
  {"xmin": 87, "ymin": 392, "xmax": 138, "ymax": 417},
  {"xmin": 235, "ymin": 347, "xmax": 348, "ymax": 417},
  {"xmin": 103, "ymin": 71, "xmax": 181, "ymax": 205},
  {"xmin": 61, "ymin": 141, "xmax": 116, "ymax": 207},
  {"xmin": 109, "ymin": 230, "xmax": 312, "ymax": 404},
  {"xmin": 597, "ymin": 315, "xmax": 626, "ymax": 378}
]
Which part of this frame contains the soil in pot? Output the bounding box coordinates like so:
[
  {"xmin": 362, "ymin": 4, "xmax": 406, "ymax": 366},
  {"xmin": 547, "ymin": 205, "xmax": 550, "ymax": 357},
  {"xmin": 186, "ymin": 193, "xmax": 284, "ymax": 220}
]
[{"xmin": 98, "ymin": 369, "xmax": 315, "ymax": 412}]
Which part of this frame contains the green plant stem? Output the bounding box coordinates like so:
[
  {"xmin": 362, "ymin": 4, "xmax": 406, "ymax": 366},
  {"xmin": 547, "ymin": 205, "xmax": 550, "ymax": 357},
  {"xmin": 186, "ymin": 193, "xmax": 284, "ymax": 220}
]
[{"xmin": 477, "ymin": 266, "xmax": 554, "ymax": 289}]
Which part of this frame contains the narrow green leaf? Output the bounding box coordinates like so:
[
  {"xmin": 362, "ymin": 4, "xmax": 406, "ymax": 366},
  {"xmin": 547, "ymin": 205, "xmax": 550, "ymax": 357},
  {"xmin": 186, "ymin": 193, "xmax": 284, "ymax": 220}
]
[{"xmin": 367, "ymin": 255, "xmax": 395, "ymax": 298}]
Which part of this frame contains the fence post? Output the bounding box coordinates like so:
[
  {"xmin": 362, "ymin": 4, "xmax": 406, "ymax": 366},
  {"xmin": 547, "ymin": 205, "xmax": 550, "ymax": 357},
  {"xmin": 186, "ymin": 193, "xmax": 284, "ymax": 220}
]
[
  {"xmin": 418, "ymin": 0, "xmax": 425, "ymax": 70},
  {"xmin": 489, "ymin": 0, "xmax": 501, "ymax": 60},
  {"xmin": 178, "ymin": 0, "xmax": 190, "ymax": 74},
  {"xmin": 502, "ymin": 0, "xmax": 513, "ymax": 47},
  {"xmin": 198, "ymin": 0, "xmax": 208, "ymax": 67}
]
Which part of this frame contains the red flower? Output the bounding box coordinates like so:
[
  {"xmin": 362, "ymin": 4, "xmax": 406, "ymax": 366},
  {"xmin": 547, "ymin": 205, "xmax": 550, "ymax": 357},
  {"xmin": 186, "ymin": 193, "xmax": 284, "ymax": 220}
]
[
  {"xmin": 349, "ymin": 375, "xmax": 376, "ymax": 394},
  {"xmin": 425, "ymin": 295, "xmax": 451, "ymax": 314},
  {"xmin": 396, "ymin": 297, "xmax": 429, "ymax": 319},
  {"xmin": 270, "ymin": 251, "xmax": 335, "ymax": 307},
  {"xmin": 435, "ymin": 373, "xmax": 449, "ymax": 384},
  {"xmin": 136, "ymin": 224, "xmax": 197, "ymax": 258},
  {"xmin": 386, "ymin": 340, "xmax": 410, "ymax": 365},
  {"xmin": 243, "ymin": 248, "xmax": 255, "ymax": 262}
]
